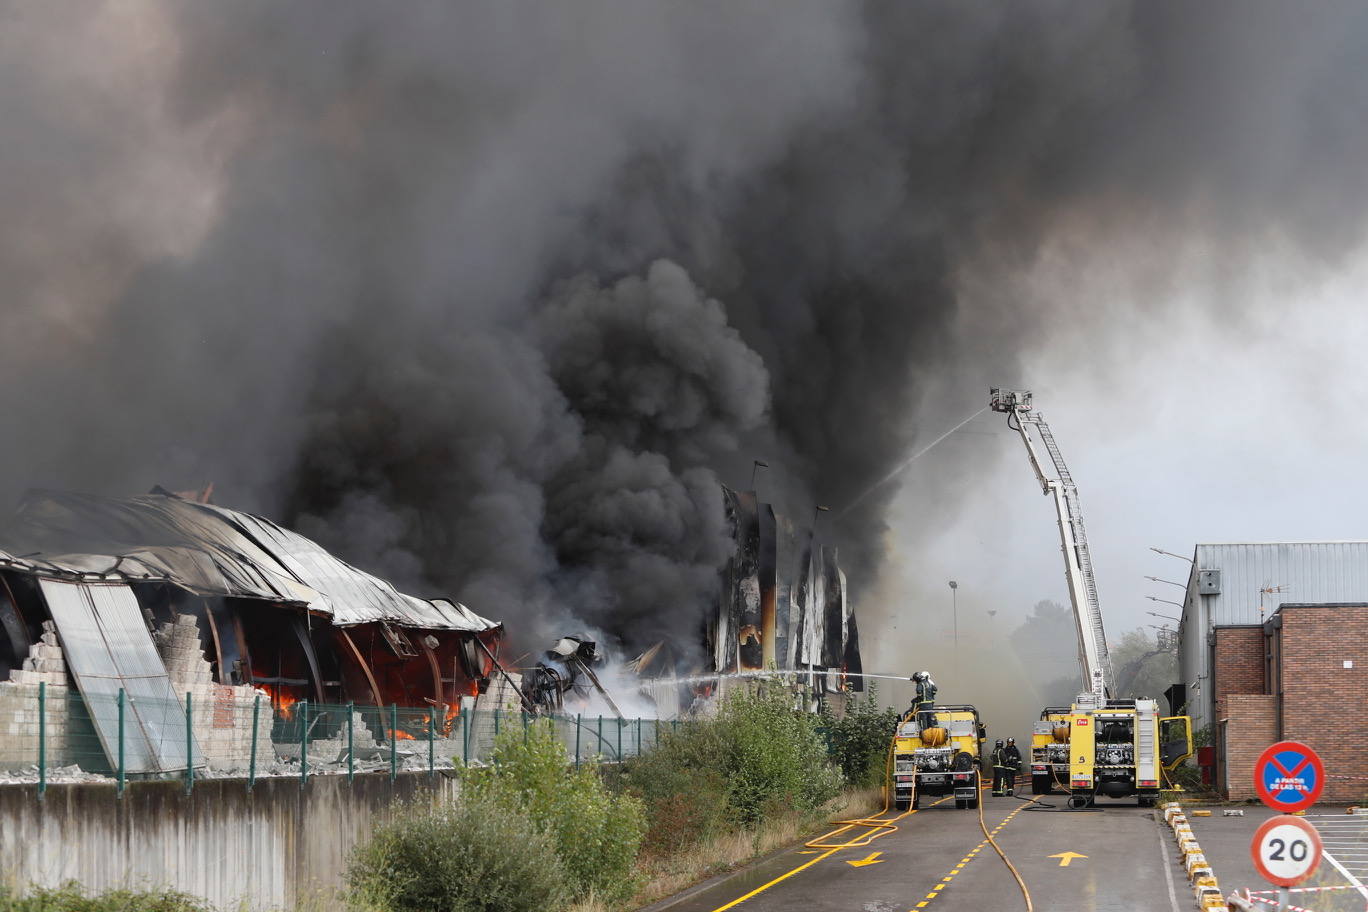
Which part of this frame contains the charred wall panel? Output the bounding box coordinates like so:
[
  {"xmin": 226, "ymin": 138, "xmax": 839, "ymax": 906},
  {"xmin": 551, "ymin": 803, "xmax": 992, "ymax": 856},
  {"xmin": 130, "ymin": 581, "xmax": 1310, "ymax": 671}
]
[
  {"xmin": 822, "ymin": 547, "xmax": 844, "ymax": 669},
  {"xmin": 788, "ymin": 530, "xmax": 811, "ymax": 670},
  {"xmin": 715, "ymin": 487, "xmax": 761, "ymax": 674},
  {"xmin": 773, "ymin": 514, "xmax": 795, "ymax": 670},
  {"xmin": 843, "ymin": 590, "xmax": 864, "ymax": 692},
  {"xmin": 805, "ymin": 546, "xmax": 826, "ymax": 670},
  {"xmin": 756, "ymin": 503, "xmax": 778, "ymax": 670}
]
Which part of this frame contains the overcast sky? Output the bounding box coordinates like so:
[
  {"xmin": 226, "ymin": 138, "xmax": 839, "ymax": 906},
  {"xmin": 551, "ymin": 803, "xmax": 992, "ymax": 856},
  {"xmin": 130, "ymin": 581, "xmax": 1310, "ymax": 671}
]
[{"xmin": 871, "ymin": 236, "xmax": 1368, "ymax": 664}]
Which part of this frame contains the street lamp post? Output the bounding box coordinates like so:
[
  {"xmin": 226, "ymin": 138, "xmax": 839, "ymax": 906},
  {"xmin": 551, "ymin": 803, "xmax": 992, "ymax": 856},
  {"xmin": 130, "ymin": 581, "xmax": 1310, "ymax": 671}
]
[
  {"xmin": 1144, "ymin": 575, "xmax": 1186, "ymax": 589},
  {"xmin": 948, "ymin": 581, "xmax": 958, "ymax": 648},
  {"xmin": 751, "ymin": 459, "xmax": 769, "ymax": 492}
]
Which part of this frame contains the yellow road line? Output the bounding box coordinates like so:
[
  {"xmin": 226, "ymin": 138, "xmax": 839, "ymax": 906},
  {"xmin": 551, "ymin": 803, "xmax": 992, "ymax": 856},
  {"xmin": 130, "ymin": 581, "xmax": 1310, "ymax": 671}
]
[
  {"xmin": 705, "ymin": 798, "xmax": 950, "ymax": 912},
  {"xmin": 905, "ymin": 800, "xmax": 1032, "ymax": 911}
]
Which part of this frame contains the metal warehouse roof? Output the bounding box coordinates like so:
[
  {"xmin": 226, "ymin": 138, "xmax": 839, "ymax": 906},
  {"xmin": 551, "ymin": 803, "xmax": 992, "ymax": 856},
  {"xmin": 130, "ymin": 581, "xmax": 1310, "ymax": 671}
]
[
  {"xmin": 1186, "ymin": 541, "xmax": 1368, "ymax": 627},
  {"xmin": 0, "ymin": 489, "xmax": 498, "ymax": 633}
]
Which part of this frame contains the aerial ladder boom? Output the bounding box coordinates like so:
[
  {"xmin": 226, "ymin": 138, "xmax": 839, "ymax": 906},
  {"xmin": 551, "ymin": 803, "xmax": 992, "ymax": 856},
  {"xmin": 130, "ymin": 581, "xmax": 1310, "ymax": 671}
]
[{"xmin": 990, "ymin": 388, "xmax": 1111, "ymax": 700}]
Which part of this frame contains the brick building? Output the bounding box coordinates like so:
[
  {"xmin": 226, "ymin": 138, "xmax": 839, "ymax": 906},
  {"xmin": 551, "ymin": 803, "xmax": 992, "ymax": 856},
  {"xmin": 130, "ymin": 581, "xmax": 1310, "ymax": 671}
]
[{"xmin": 1208, "ymin": 604, "xmax": 1367, "ymax": 801}]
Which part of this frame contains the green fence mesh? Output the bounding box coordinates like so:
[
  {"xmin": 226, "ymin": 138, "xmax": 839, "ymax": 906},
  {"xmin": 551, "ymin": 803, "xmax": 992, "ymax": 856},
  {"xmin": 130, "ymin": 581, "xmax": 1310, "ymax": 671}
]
[{"xmin": 0, "ymin": 683, "xmax": 664, "ymax": 796}]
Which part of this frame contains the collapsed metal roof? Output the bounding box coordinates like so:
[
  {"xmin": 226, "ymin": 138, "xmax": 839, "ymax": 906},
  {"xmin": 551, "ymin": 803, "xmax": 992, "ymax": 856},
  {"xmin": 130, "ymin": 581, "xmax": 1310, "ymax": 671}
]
[{"xmin": 0, "ymin": 489, "xmax": 497, "ymax": 633}]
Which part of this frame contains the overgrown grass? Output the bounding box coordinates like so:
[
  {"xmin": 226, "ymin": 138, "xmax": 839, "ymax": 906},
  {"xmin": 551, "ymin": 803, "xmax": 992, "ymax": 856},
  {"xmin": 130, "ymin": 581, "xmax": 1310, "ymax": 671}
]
[
  {"xmin": 0, "ymin": 884, "xmax": 210, "ymax": 912},
  {"xmin": 347, "ymin": 720, "xmax": 646, "ymax": 911},
  {"xmin": 622, "ymin": 787, "xmax": 883, "ymax": 911},
  {"xmin": 623, "ymin": 687, "xmax": 844, "ymax": 857},
  {"xmin": 347, "ymin": 688, "xmax": 894, "ymax": 912},
  {"xmin": 346, "ymin": 792, "xmax": 567, "ymax": 912},
  {"xmin": 464, "ymin": 721, "xmax": 646, "ymax": 904}
]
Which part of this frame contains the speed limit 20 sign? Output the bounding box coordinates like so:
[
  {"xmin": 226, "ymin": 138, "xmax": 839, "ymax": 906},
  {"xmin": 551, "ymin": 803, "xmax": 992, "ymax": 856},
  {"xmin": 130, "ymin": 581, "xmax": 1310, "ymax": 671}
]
[{"xmin": 1250, "ymin": 815, "xmax": 1323, "ymax": 887}]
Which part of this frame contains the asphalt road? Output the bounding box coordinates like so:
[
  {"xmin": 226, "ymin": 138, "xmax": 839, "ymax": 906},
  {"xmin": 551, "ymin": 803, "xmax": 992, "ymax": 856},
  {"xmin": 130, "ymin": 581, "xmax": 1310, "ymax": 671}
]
[
  {"xmin": 650, "ymin": 790, "xmax": 1190, "ymax": 912},
  {"xmin": 1187, "ymin": 806, "xmax": 1368, "ymax": 910}
]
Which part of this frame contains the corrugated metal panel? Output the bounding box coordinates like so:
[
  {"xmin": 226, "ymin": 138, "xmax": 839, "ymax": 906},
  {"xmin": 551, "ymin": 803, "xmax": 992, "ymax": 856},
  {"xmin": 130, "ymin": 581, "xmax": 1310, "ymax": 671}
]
[
  {"xmin": 7, "ymin": 491, "xmax": 498, "ymax": 633},
  {"xmin": 1197, "ymin": 542, "xmax": 1368, "ymax": 626},
  {"xmin": 204, "ymin": 507, "xmax": 495, "ymax": 630},
  {"xmin": 39, "ymin": 579, "xmax": 199, "ymax": 774}
]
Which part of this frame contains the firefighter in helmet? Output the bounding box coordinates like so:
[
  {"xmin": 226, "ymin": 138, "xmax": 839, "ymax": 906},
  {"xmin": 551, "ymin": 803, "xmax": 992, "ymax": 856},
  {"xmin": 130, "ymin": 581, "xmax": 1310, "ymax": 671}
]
[
  {"xmin": 910, "ymin": 671, "xmax": 938, "ymax": 729},
  {"xmin": 1003, "ymin": 737, "xmax": 1022, "ymax": 797},
  {"xmin": 991, "ymin": 739, "xmax": 1012, "ymax": 797}
]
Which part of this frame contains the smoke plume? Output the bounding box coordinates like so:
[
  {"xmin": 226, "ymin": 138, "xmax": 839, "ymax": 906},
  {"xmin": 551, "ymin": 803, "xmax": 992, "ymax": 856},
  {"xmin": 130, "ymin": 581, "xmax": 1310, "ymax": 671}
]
[{"xmin": 4, "ymin": 1, "xmax": 1368, "ymax": 658}]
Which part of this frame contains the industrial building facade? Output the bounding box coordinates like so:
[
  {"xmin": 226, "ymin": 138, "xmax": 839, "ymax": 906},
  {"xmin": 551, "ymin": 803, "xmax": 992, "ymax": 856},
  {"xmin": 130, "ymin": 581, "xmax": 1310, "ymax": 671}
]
[
  {"xmin": 1176, "ymin": 542, "xmax": 1368, "ymax": 800},
  {"xmin": 0, "ymin": 488, "xmax": 504, "ymax": 776}
]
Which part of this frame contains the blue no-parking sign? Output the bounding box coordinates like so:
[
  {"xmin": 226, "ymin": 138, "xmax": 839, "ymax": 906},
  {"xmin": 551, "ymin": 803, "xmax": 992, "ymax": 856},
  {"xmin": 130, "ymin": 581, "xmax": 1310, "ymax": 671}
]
[{"xmin": 1252, "ymin": 741, "xmax": 1324, "ymax": 813}]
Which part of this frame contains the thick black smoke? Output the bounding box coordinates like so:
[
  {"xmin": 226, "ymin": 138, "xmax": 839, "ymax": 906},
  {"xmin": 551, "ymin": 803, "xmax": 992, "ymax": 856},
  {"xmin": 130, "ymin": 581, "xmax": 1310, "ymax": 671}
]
[{"xmin": 4, "ymin": 2, "xmax": 1368, "ymax": 656}]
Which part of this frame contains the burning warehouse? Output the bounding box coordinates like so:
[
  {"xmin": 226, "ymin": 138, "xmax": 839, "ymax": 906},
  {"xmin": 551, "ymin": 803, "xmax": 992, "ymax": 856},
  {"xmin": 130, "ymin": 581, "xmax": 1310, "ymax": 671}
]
[
  {"xmin": 0, "ymin": 487, "xmax": 505, "ymax": 775},
  {"xmin": 535, "ymin": 483, "xmax": 865, "ymax": 720},
  {"xmin": 0, "ymin": 478, "xmax": 861, "ymax": 774},
  {"xmin": 706, "ymin": 486, "xmax": 862, "ymax": 697}
]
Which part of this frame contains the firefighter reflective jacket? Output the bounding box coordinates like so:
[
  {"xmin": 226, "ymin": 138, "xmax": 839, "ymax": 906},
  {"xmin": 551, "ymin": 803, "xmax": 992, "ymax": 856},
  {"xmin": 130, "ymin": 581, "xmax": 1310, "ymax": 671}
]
[{"xmin": 914, "ymin": 679, "xmax": 937, "ymax": 708}]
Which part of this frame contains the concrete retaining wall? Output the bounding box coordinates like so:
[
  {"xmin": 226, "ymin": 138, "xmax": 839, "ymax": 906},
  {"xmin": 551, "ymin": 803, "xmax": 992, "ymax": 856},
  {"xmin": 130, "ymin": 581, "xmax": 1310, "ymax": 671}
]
[{"xmin": 0, "ymin": 772, "xmax": 459, "ymax": 910}]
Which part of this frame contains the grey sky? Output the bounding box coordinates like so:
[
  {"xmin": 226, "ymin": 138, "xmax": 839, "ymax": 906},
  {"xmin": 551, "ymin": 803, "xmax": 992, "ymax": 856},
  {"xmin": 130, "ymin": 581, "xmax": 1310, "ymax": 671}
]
[{"xmin": 871, "ymin": 246, "xmax": 1368, "ymax": 672}]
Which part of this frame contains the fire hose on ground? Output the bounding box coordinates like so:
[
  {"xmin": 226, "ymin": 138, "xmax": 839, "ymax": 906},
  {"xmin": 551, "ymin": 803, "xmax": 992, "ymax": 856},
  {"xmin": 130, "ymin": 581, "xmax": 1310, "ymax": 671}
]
[
  {"xmin": 809, "ymin": 709, "xmax": 1036, "ymax": 910},
  {"xmin": 978, "ymin": 770, "xmax": 1037, "ymax": 912},
  {"xmin": 804, "ymin": 710, "xmax": 915, "ymax": 850}
]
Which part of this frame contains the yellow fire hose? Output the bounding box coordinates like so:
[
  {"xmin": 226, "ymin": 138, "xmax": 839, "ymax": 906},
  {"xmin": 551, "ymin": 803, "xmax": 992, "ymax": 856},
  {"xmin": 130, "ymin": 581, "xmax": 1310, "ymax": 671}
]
[
  {"xmin": 978, "ymin": 767, "xmax": 1036, "ymax": 912},
  {"xmin": 805, "ymin": 709, "xmax": 915, "ymax": 850}
]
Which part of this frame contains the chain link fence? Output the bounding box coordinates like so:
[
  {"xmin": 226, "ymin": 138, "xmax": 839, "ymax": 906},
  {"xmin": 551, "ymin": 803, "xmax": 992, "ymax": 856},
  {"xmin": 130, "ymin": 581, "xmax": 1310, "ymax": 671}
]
[{"xmin": 0, "ymin": 681, "xmax": 670, "ymax": 798}]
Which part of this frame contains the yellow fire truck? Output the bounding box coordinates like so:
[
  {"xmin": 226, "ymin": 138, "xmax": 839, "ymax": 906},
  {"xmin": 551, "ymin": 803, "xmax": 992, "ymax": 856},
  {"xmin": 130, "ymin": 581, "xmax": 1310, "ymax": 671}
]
[
  {"xmin": 1029, "ymin": 706, "xmax": 1072, "ymax": 794},
  {"xmin": 893, "ymin": 705, "xmax": 986, "ymax": 810}
]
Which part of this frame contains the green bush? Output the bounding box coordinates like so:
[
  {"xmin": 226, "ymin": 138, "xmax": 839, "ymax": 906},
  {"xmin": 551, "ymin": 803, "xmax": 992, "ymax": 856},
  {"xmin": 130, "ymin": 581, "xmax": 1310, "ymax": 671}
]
[
  {"xmin": 722, "ymin": 688, "xmax": 843, "ymax": 823},
  {"xmin": 625, "ymin": 687, "xmax": 843, "ymax": 851},
  {"xmin": 464, "ymin": 721, "xmax": 646, "ymax": 903},
  {"xmin": 622, "ymin": 721, "xmax": 734, "ymax": 855},
  {"xmin": 821, "ymin": 686, "xmax": 902, "ymax": 788},
  {"xmin": 0, "ymin": 884, "xmax": 209, "ymax": 912},
  {"xmin": 346, "ymin": 793, "xmax": 567, "ymax": 912}
]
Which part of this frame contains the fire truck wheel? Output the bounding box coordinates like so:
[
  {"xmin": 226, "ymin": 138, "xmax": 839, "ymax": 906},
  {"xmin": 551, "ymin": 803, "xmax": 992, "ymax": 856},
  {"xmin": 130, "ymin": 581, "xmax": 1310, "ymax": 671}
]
[{"xmin": 1031, "ymin": 774, "xmax": 1051, "ymax": 795}]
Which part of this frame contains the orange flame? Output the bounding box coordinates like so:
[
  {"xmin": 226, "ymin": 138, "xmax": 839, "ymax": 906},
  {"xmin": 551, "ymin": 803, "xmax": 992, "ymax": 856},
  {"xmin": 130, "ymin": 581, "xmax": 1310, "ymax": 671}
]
[
  {"xmin": 257, "ymin": 684, "xmax": 300, "ymax": 720},
  {"xmin": 387, "ymin": 728, "xmax": 417, "ymax": 741}
]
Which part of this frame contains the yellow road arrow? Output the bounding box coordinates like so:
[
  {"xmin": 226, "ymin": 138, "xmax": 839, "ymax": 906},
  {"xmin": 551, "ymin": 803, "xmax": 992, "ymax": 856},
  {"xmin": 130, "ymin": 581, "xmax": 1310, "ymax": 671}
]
[
  {"xmin": 847, "ymin": 851, "xmax": 885, "ymax": 868},
  {"xmin": 1049, "ymin": 852, "xmax": 1088, "ymax": 867}
]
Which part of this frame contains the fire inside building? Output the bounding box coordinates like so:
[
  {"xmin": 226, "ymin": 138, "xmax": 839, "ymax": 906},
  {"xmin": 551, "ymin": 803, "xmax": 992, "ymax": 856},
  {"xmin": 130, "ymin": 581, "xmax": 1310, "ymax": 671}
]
[
  {"xmin": 510, "ymin": 484, "xmax": 864, "ymax": 718},
  {"xmin": 709, "ymin": 486, "xmax": 862, "ymax": 698},
  {"xmin": 0, "ymin": 482, "xmax": 862, "ymax": 775},
  {"xmin": 0, "ymin": 487, "xmax": 504, "ymax": 774}
]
